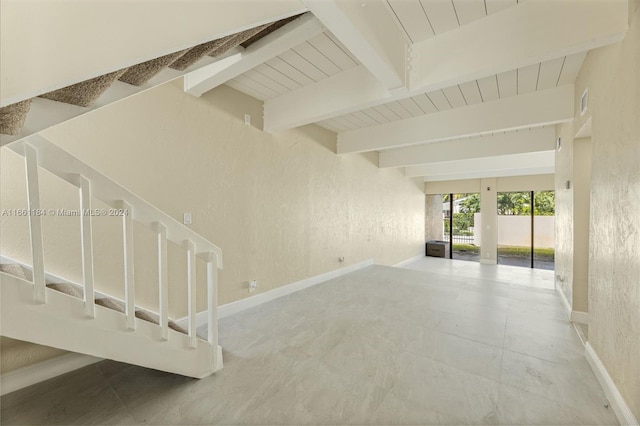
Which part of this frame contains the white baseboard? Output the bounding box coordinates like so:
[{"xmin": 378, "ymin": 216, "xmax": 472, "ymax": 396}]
[
  {"xmin": 584, "ymin": 343, "xmax": 639, "ymax": 426},
  {"xmin": 179, "ymin": 258, "xmax": 375, "ymax": 327},
  {"xmin": 480, "ymin": 259, "xmax": 497, "ymax": 265},
  {"xmin": 571, "ymin": 310, "xmax": 589, "ymax": 325},
  {"xmin": 393, "ymin": 254, "xmax": 424, "ymax": 268},
  {"xmin": 0, "ymin": 353, "xmax": 102, "ymax": 396},
  {"xmin": 556, "ymin": 287, "xmax": 572, "ymax": 319}
]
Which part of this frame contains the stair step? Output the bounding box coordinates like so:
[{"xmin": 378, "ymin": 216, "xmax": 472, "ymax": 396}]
[
  {"xmin": 169, "ymin": 36, "xmax": 236, "ymax": 71},
  {"xmin": 240, "ymin": 14, "xmax": 302, "ymax": 49},
  {"xmin": 119, "ymin": 50, "xmax": 188, "ymax": 86},
  {"xmin": 0, "ymin": 100, "xmax": 32, "ymax": 136},
  {"xmin": 1, "ymin": 262, "xmax": 189, "ymax": 336},
  {"xmin": 0, "ymin": 263, "xmax": 32, "ymax": 281},
  {"xmin": 39, "ymin": 69, "xmax": 128, "ymax": 107},
  {"xmin": 47, "ymin": 282, "xmax": 82, "ymax": 298},
  {"xmin": 207, "ymin": 23, "xmax": 270, "ymax": 58}
]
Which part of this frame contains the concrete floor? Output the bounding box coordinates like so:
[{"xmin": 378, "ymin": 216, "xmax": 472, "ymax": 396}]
[{"xmin": 1, "ymin": 258, "xmax": 616, "ymax": 425}]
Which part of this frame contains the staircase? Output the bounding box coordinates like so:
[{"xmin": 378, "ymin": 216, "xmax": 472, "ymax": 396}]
[
  {"xmin": 0, "ymin": 135, "xmax": 224, "ymax": 379},
  {"xmin": 0, "ymin": 13, "xmax": 303, "ymax": 145}
]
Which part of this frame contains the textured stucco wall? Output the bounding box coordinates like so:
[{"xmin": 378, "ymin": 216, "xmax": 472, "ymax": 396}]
[
  {"xmin": 556, "ymin": 3, "xmax": 640, "ymax": 419},
  {"xmin": 0, "ymin": 82, "xmax": 425, "ymax": 373},
  {"xmin": 555, "ymin": 124, "xmax": 574, "ymax": 307},
  {"xmin": 479, "ymin": 178, "xmax": 497, "ymax": 263},
  {"xmin": 425, "ymin": 194, "xmax": 443, "ymax": 241},
  {"xmin": 572, "ymin": 138, "xmax": 591, "ymax": 313}
]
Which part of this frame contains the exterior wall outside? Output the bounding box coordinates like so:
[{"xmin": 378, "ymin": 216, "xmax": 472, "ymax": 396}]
[
  {"xmin": 556, "ymin": 3, "xmax": 640, "ymax": 419},
  {"xmin": 474, "ymin": 214, "xmax": 555, "ymax": 248},
  {"xmin": 0, "ymin": 82, "xmax": 425, "ymax": 373},
  {"xmin": 425, "ymin": 195, "xmax": 443, "ymax": 241}
]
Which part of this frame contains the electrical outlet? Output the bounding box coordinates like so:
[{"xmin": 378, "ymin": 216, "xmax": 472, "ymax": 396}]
[
  {"xmin": 183, "ymin": 212, "xmax": 192, "ymax": 225},
  {"xmin": 338, "ymin": 256, "xmax": 345, "ymax": 263},
  {"xmin": 244, "ymin": 114, "xmax": 251, "ymax": 125},
  {"xmin": 249, "ymin": 280, "xmax": 257, "ymax": 293}
]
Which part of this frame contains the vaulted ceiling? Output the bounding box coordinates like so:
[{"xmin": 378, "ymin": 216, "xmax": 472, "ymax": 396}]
[{"xmin": 185, "ymin": 0, "xmax": 628, "ymax": 182}]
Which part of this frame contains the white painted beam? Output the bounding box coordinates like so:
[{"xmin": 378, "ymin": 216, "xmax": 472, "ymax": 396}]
[
  {"xmin": 184, "ymin": 14, "xmax": 324, "ymax": 97},
  {"xmin": 264, "ymin": 0, "xmax": 627, "ymax": 131},
  {"xmin": 302, "ymin": 0, "xmax": 407, "ymax": 90},
  {"xmin": 338, "ymin": 85, "xmax": 573, "ymax": 154},
  {"xmin": 380, "ymin": 127, "xmax": 555, "ymax": 168},
  {"xmin": 406, "ymin": 151, "xmax": 556, "ymax": 181},
  {"xmin": 420, "ymin": 166, "xmax": 556, "ymax": 182},
  {"xmin": 409, "ymin": 0, "xmax": 627, "ymax": 92},
  {"xmin": 264, "ymin": 65, "xmax": 390, "ymax": 132}
]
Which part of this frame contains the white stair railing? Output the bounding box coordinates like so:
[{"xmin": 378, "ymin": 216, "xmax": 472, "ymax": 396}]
[
  {"xmin": 23, "ymin": 143, "xmax": 46, "ymax": 304},
  {"xmin": 7, "ymin": 134, "xmax": 224, "ymax": 374}
]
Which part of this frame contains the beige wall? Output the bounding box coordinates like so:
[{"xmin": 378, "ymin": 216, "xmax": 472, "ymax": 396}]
[
  {"xmin": 556, "ymin": 3, "xmax": 640, "ymax": 419},
  {"xmin": 479, "ymin": 178, "xmax": 497, "ymax": 263},
  {"xmin": 572, "ymin": 138, "xmax": 591, "ymax": 313},
  {"xmin": 496, "ymin": 174, "xmax": 555, "ymax": 192},
  {"xmin": 555, "ymin": 125, "xmax": 574, "ymax": 306},
  {"xmin": 425, "ymin": 194, "xmax": 443, "ymax": 242},
  {"xmin": 0, "ymin": 82, "xmax": 425, "ymax": 373}
]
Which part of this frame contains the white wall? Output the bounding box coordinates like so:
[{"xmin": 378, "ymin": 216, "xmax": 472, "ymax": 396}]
[
  {"xmin": 425, "ymin": 194, "xmax": 444, "ymax": 241},
  {"xmin": 555, "ymin": 2, "xmax": 640, "ymax": 419},
  {"xmin": 0, "ymin": 82, "xmax": 425, "ymax": 373}
]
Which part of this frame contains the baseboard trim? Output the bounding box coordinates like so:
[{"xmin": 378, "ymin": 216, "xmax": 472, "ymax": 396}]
[
  {"xmin": 556, "ymin": 287, "xmax": 572, "ymax": 320},
  {"xmin": 570, "ymin": 310, "xmax": 589, "ymax": 325},
  {"xmin": 393, "ymin": 254, "xmax": 424, "ymax": 268},
  {"xmin": 584, "ymin": 343, "xmax": 639, "ymax": 426},
  {"xmin": 480, "ymin": 259, "xmax": 497, "ymax": 265},
  {"xmin": 0, "ymin": 353, "xmax": 102, "ymax": 396},
  {"xmin": 179, "ymin": 258, "xmax": 375, "ymax": 327}
]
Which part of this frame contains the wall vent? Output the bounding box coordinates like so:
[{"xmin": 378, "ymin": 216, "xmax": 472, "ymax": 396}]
[{"xmin": 581, "ymin": 88, "xmax": 589, "ymax": 116}]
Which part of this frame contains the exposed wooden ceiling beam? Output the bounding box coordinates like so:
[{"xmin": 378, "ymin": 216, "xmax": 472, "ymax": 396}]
[
  {"xmin": 264, "ymin": 0, "xmax": 627, "ymax": 132},
  {"xmin": 379, "ymin": 127, "xmax": 556, "ymax": 168},
  {"xmin": 337, "ymin": 85, "xmax": 573, "ymax": 154},
  {"xmin": 302, "ymin": 0, "xmax": 407, "ymax": 90},
  {"xmin": 406, "ymin": 151, "xmax": 556, "ymax": 181}
]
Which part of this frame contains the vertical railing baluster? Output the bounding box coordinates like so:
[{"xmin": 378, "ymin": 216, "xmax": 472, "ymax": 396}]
[
  {"xmin": 185, "ymin": 240, "xmax": 197, "ymax": 348},
  {"xmin": 120, "ymin": 201, "xmax": 135, "ymax": 330},
  {"xmin": 206, "ymin": 252, "xmax": 219, "ymax": 370},
  {"xmin": 78, "ymin": 176, "xmax": 95, "ymax": 318},
  {"xmin": 24, "ymin": 143, "xmax": 46, "ymax": 303},
  {"xmin": 153, "ymin": 222, "xmax": 169, "ymax": 340}
]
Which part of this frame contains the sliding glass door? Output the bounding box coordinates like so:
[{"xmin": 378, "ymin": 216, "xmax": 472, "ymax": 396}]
[
  {"xmin": 443, "ymin": 193, "xmax": 481, "ymax": 262},
  {"xmin": 497, "ymin": 191, "xmax": 555, "ymax": 269}
]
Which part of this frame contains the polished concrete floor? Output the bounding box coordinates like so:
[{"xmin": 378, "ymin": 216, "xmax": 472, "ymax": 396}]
[{"xmin": 1, "ymin": 258, "xmax": 616, "ymax": 425}]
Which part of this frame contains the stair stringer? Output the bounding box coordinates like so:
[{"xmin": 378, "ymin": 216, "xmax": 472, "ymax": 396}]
[{"xmin": 0, "ymin": 272, "xmax": 221, "ymax": 379}]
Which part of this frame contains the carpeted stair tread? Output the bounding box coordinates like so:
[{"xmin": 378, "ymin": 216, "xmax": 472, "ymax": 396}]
[
  {"xmin": 241, "ymin": 14, "xmax": 303, "ymax": 49},
  {"xmin": 95, "ymin": 296, "xmax": 125, "ymax": 312},
  {"xmin": 0, "ymin": 100, "xmax": 32, "ymax": 136},
  {"xmin": 0, "ymin": 263, "xmax": 33, "ymax": 281},
  {"xmin": 208, "ymin": 23, "xmax": 270, "ymax": 57},
  {"xmin": 169, "ymin": 36, "xmax": 236, "ymax": 71},
  {"xmin": 39, "ymin": 69, "xmax": 128, "ymax": 107},
  {"xmin": 119, "ymin": 50, "xmax": 188, "ymax": 86},
  {"xmin": 47, "ymin": 282, "xmax": 83, "ymax": 298},
  {"xmin": 134, "ymin": 309, "xmax": 188, "ymax": 335}
]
